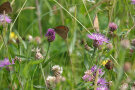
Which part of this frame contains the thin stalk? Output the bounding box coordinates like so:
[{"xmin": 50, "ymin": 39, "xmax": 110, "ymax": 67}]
[
  {"xmin": 39, "ymin": 42, "xmax": 50, "ymax": 87},
  {"xmin": 65, "ymin": 40, "xmax": 76, "ymax": 87},
  {"xmin": 94, "ymin": 69, "xmax": 99, "ymax": 90},
  {"xmin": 82, "ymin": 0, "xmax": 95, "ymax": 31},
  {"xmin": 36, "ymin": 0, "xmax": 43, "ymax": 37},
  {"xmin": 44, "ymin": 42, "xmax": 50, "ymax": 63},
  {"xmin": 53, "ymin": 0, "xmax": 91, "ymax": 34},
  {"xmin": 40, "ymin": 64, "xmax": 47, "ymax": 86},
  {"xmin": 1, "ymin": 30, "xmax": 8, "ymax": 57},
  {"xmin": 10, "ymin": 0, "xmax": 27, "ymax": 32}
]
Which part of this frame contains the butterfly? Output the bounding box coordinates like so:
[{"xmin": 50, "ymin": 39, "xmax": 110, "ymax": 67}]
[
  {"xmin": 93, "ymin": 14, "xmax": 99, "ymax": 32},
  {"xmin": 54, "ymin": 25, "xmax": 69, "ymax": 40},
  {"xmin": 0, "ymin": 1, "xmax": 12, "ymax": 14}
]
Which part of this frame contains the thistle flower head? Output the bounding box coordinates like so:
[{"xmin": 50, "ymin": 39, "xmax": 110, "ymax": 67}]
[
  {"xmin": 131, "ymin": 39, "xmax": 135, "ymax": 47},
  {"xmin": 45, "ymin": 28, "xmax": 55, "ymax": 42},
  {"xmin": 109, "ymin": 22, "xmax": 117, "ymax": 32},
  {"xmin": 82, "ymin": 65, "xmax": 108, "ymax": 90},
  {"xmin": 96, "ymin": 86, "xmax": 108, "ymax": 90},
  {"xmin": 97, "ymin": 78, "xmax": 107, "ymax": 86},
  {"xmin": 82, "ymin": 70, "xmax": 94, "ymax": 81},
  {"xmin": 0, "ymin": 14, "xmax": 11, "ymax": 24},
  {"xmin": 87, "ymin": 33, "xmax": 109, "ymax": 47},
  {"xmin": 0, "ymin": 58, "xmax": 14, "ymax": 67},
  {"xmin": 132, "ymin": 0, "xmax": 135, "ymax": 4},
  {"xmin": 91, "ymin": 65, "xmax": 104, "ymax": 76}
]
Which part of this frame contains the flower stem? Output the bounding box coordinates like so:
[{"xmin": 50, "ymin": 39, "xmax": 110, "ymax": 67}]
[
  {"xmin": 94, "ymin": 69, "xmax": 99, "ymax": 90},
  {"xmin": 39, "ymin": 42, "xmax": 50, "ymax": 87},
  {"xmin": 40, "ymin": 63, "xmax": 47, "ymax": 86},
  {"xmin": 44, "ymin": 42, "xmax": 50, "ymax": 63},
  {"xmin": 1, "ymin": 29, "xmax": 8, "ymax": 57}
]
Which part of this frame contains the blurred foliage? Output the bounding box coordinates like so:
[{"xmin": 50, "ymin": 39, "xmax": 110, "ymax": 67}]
[{"xmin": 0, "ymin": 0, "xmax": 135, "ymax": 89}]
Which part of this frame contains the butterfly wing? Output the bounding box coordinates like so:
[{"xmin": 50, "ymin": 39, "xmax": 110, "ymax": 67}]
[
  {"xmin": 54, "ymin": 26, "xmax": 69, "ymax": 40},
  {"xmin": 93, "ymin": 14, "xmax": 99, "ymax": 32},
  {"xmin": 0, "ymin": 2, "xmax": 12, "ymax": 14}
]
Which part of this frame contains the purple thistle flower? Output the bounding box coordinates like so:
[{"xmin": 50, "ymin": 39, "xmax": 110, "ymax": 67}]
[
  {"xmin": 0, "ymin": 14, "xmax": 11, "ymax": 24},
  {"xmin": 82, "ymin": 65, "xmax": 108, "ymax": 89},
  {"xmin": 87, "ymin": 33, "xmax": 109, "ymax": 47},
  {"xmin": 82, "ymin": 74, "xmax": 94, "ymax": 81},
  {"xmin": 132, "ymin": 0, "xmax": 135, "ymax": 4},
  {"xmin": 0, "ymin": 58, "xmax": 15, "ymax": 67},
  {"xmin": 109, "ymin": 22, "xmax": 117, "ymax": 32},
  {"xmin": 45, "ymin": 28, "xmax": 55, "ymax": 42},
  {"xmin": 82, "ymin": 70, "xmax": 94, "ymax": 81},
  {"xmin": 91, "ymin": 65, "xmax": 97, "ymax": 72},
  {"xmin": 97, "ymin": 78, "xmax": 107, "ymax": 86},
  {"xmin": 91, "ymin": 65, "xmax": 104, "ymax": 76},
  {"xmin": 96, "ymin": 86, "xmax": 108, "ymax": 90}
]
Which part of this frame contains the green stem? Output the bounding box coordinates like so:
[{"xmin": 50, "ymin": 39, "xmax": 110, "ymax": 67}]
[
  {"xmin": 40, "ymin": 64, "xmax": 47, "ymax": 87},
  {"xmin": 39, "ymin": 42, "xmax": 50, "ymax": 87},
  {"xmin": 1, "ymin": 30, "xmax": 8, "ymax": 57},
  {"xmin": 44, "ymin": 42, "xmax": 50, "ymax": 63},
  {"xmin": 92, "ymin": 47, "xmax": 97, "ymax": 60},
  {"xmin": 94, "ymin": 69, "xmax": 99, "ymax": 90}
]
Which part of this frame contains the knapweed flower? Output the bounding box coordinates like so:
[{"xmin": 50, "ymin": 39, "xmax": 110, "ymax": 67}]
[
  {"xmin": 132, "ymin": 0, "xmax": 135, "ymax": 4},
  {"xmin": 87, "ymin": 33, "xmax": 109, "ymax": 47},
  {"xmin": 97, "ymin": 86, "xmax": 108, "ymax": 90},
  {"xmin": 45, "ymin": 28, "xmax": 55, "ymax": 42},
  {"xmin": 0, "ymin": 58, "xmax": 14, "ymax": 67},
  {"xmin": 97, "ymin": 78, "xmax": 107, "ymax": 86},
  {"xmin": 91, "ymin": 65, "xmax": 104, "ymax": 76},
  {"xmin": 0, "ymin": 14, "xmax": 11, "ymax": 24},
  {"xmin": 131, "ymin": 39, "xmax": 135, "ymax": 47},
  {"xmin": 82, "ymin": 70, "xmax": 94, "ymax": 82},
  {"xmin": 82, "ymin": 65, "xmax": 108, "ymax": 90},
  {"xmin": 109, "ymin": 22, "xmax": 117, "ymax": 32},
  {"xmin": 52, "ymin": 65, "xmax": 63, "ymax": 77}
]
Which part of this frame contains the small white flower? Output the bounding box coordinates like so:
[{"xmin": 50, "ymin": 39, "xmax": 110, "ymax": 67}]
[
  {"xmin": 46, "ymin": 76, "xmax": 56, "ymax": 82},
  {"xmin": 86, "ymin": 0, "xmax": 95, "ymax": 3},
  {"xmin": 52, "ymin": 65, "xmax": 63, "ymax": 74},
  {"xmin": 28, "ymin": 35, "xmax": 33, "ymax": 42},
  {"xmin": 120, "ymin": 83, "xmax": 128, "ymax": 90},
  {"xmin": 69, "ymin": 6, "xmax": 76, "ymax": 13}
]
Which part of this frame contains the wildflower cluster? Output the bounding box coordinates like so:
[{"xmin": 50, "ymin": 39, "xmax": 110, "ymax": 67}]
[
  {"xmin": 46, "ymin": 65, "xmax": 65, "ymax": 89},
  {"xmin": 45, "ymin": 28, "xmax": 55, "ymax": 42},
  {"xmin": 0, "ymin": 58, "xmax": 14, "ymax": 67},
  {"xmin": 87, "ymin": 33, "xmax": 109, "ymax": 48},
  {"xmin": 82, "ymin": 65, "xmax": 108, "ymax": 90},
  {"xmin": 0, "ymin": 14, "xmax": 11, "ymax": 25}
]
